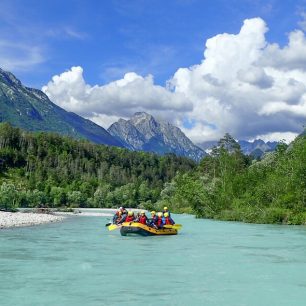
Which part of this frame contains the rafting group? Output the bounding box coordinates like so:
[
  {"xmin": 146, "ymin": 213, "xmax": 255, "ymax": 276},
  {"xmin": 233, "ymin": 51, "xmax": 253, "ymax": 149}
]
[
  {"xmin": 108, "ymin": 206, "xmax": 181, "ymax": 236},
  {"xmin": 113, "ymin": 206, "xmax": 175, "ymax": 228}
]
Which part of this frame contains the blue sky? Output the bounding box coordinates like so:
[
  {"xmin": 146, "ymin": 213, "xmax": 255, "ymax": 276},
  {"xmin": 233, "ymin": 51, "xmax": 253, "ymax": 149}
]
[
  {"xmin": 1, "ymin": 0, "xmax": 306, "ymax": 87},
  {"xmin": 1, "ymin": 0, "xmax": 306, "ymax": 143}
]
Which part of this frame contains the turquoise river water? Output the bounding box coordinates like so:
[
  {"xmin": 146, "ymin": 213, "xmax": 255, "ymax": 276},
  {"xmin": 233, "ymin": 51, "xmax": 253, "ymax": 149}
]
[{"xmin": 1, "ymin": 212, "xmax": 306, "ymax": 306}]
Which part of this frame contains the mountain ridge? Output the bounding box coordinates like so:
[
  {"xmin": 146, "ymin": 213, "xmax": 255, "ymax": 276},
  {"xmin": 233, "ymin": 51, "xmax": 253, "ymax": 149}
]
[
  {"xmin": 108, "ymin": 112, "xmax": 206, "ymax": 161},
  {"xmin": 238, "ymin": 139, "xmax": 279, "ymax": 157},
  {"xmin": 0, "ymin": 67, "xmax": 123, "ymax": 147},
  {"xmin": 200, "ymin": 139, "xmax": 280, "ymax": 157}
]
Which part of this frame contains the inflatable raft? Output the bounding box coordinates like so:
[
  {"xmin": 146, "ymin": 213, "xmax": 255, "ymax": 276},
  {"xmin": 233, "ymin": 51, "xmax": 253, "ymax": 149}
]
[{"xmin": 120, "ymin": 222, "xmax": 177, "ymax": 236}]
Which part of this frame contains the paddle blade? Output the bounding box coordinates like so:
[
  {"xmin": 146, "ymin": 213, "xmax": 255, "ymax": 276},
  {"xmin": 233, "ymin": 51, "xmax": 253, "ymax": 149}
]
[
  {"xmin": 108, "ymin": 224, "xmax": 119, "ymax": 231},
  {"xmin": 105, "ymin": 222, "xmax": 112, "ymax": 227},
  {"xmin": 164, "ymin": 224, "xmax": 182, "ymax": 230}
]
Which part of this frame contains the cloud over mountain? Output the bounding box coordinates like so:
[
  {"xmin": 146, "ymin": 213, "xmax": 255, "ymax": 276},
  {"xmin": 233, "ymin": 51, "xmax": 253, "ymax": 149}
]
[
  {"xmin": 42, "ymin": 18, "xmax": 306, "ymax": 144},
  {"xmin": 42, "ymin": 67, "xmax": 192, "ymax": 117}
]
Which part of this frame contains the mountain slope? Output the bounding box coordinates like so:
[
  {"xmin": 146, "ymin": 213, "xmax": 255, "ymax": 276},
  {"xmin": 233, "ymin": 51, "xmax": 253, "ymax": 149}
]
[
  {"xmin": 238, "ymin": 139, "xmax": 279, "ymax": 157},
  {"xmin": 108, "ymin": 112, "xmax": 206, "ymax": 161},
  {"xmin": 0, "ymin": 68, "xmax": 122, "ymax": 147}
]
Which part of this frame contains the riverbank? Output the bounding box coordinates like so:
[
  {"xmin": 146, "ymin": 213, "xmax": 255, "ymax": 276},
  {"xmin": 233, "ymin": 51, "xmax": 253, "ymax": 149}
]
[
  {"xmin": 0, "ymin": 208, "xmax": 117, "ymax": 229},
  {"xmin": 0, "ymin": 208, "xmax": 159, "ymax": 229},
  {"xmin": 0, "ymin": 211, "xmax": 65, "ymax": 229},
  {"xmin": 198, "ymin": 207, "xmax": 306, "ymax": 225}
]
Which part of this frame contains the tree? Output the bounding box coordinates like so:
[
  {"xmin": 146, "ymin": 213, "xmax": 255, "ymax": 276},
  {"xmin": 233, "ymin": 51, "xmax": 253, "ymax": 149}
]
[
  {"xmin": 26, "ymin": 189, "xmax": 47, "ymax": 207},
  {"xmin": 93, "ymin": 184, "xmax": 111, "ymax": 207},
  {"xmin": 68, "ymin": 191, "xmax": 87, "ymax": 207},
  {"xmin": 0, "ymin": 182, "xmax": 18, "ymax": 211},
  {"xmin": 50, "ymin": 187, "xmax": 67, "ymax": 207}
]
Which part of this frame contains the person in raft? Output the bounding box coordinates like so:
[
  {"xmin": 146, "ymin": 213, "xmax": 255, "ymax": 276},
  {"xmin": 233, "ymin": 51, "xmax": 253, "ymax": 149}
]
[
  {"xmin": 149, "ymin": 211, "xmax": 158, "ymax": 227},
  {"xmin": 163, "ymin": 206, "xmax": 175, "ymax": 223},
  {"xmin": 119, "ymin": 207, "xmax": 129, "ymax": 223},
  {"xmin": 112, "ymin": 210, "xmax": 122, "ymax": 224},
  {"xmin": 120, "ymin": 206, "xmax": 128, "ymax": 216},
  {"xmin": 138, "ymin": 211, "xmax": 148, "ymax": 225},
  {"xmin": 134, "ymin": 211, "xmax": 141, "ymax": 222},
  {"xmin": 156, "ymin": 212, "xmax": 165, "ymax": 229},
  {"xmin": 163, "ymin": 206, "xmax": 171, "ymax": 217},
  {"xmin": 164, "ymin": 212, "xmax": 175, "ymax": 225},
  {"xmin": 125, "ymin": 210, "xmax": 135, "ymax": 223}
]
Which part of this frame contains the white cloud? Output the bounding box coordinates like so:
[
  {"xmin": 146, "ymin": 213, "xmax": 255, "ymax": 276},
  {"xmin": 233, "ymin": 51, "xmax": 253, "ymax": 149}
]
[
  {"xmin": 0, "ymin": 39, "xmax": 44, "ymax": 71},
  {"xmin": 42, "ymin": 66, "xmax": 193, "ymax": 119},
  {"xmin": 43, "ymin": 18, "xmax": 306, "ymax": 144},
  {"xmin": 90, "ymin": 113, "xmax": 122, "ymax": 129},
  {"xmin": 170, "ymin": 17, "xmax": 306, "ymax": 142},
  {"xmin": 253, "ymin": 132, "xmax": 299, "ymax": 144},
  {"xmin": 237, "ymin": 67, "xmax": 273, "ymax": 88},
  {"xmin": 45, "ymin": 27, "xmax": 88, "ymax": 40}
]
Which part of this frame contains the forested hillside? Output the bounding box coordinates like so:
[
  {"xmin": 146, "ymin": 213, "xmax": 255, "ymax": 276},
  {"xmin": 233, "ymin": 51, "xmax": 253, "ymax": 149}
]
[
  {"xmin": 0, "ymin": 123, "xmax": 195, "ymax": 210},
  {"xmin": 157, "ymin": 133, "xmax": 306, "ymax": 224},
  {"xmin": 1, "ymin": 122, "xmax": 305, "ymax": 225}
]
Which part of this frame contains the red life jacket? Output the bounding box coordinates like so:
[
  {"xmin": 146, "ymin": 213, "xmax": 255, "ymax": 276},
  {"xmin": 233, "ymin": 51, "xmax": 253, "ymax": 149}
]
[
  {"xmin": 157, "ymin": 217, "xmax": 163, "ymax": 227},
  {"xmin": 139, "ymin": 215, "xmax": 147, "ymax": 224},
  {"xmin": 165, "ymin": 217, "xmax": 173, "ymax": 225},
  {"xmin": 125, "ymin": 215, "xmax": 134, "ymax": 222}
]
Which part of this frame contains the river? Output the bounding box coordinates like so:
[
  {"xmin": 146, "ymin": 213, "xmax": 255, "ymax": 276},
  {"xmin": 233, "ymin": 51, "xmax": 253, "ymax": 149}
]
[{"xmin": 1, "ymin": 212, "xmax": 306, "ymax": 305}]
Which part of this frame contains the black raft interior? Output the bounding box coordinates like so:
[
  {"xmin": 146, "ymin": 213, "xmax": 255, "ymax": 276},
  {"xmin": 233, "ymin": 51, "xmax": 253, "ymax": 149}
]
[{"xmin": 120, "ymin": 222, "xmax": 177, "ymax": 236}]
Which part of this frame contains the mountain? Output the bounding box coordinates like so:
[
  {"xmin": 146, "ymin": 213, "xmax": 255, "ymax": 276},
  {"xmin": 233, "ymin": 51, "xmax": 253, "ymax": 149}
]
[
  {"xmin": 200, "ymin": 139, "xmax": 279, "ymax": 157},
  {"xmin": 108, "ymin": 112, "xmax": 206, "ymax": 161},
  {"xmin": 238, "ymin": 139, "xmax": 279, "ymax": 157},
  {"xmin": 0, "ymin": 68, "xmax": 122, "ymax": 147}
]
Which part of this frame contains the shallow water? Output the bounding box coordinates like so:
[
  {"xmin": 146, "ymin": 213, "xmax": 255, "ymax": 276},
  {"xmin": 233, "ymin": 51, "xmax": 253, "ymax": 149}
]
[{"xmin": 1, "ymin": 213, "xmax": 306, "ymax": 306}]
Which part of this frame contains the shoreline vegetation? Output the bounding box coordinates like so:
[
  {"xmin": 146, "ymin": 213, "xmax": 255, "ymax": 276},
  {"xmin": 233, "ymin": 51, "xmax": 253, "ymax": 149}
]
[
  {"xmin": 0, "ymin": 123, "xmax": 305, "ymax": 226},
  {"xmin": 162, "ymin": 133, "xmax": 306, "ymax": 225}
]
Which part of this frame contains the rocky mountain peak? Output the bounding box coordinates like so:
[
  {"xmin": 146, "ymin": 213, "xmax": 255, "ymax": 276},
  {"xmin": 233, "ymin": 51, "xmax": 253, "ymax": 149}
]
[
  {"xmin": 108, "ymin": 112, "xmax": 206, "ymax": 161},
  {"xmin": 238, "ymin": 139, "xmax": 279, "ymax": 157},
  {"xmin": 0, "ymin": 66, "xmax": 122, "ymax": 147},
  {"xmin": 0, "ymin": 68, "xmax": 22, "ymax": 87},
  {"xmin": 130, "ymin": 112, "xmax": 155, "ymax": 126}
]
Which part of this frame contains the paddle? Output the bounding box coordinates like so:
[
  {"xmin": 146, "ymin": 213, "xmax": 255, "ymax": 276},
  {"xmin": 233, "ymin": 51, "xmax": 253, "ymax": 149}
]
[
  {"xmin": 108, "ymin": 224, "xmax": 121, "ymax": 231},
  {"xmin": 163, "ymin": 224, "xmax": 182, "ymax": 230},
  {"xmin": 105, "ymin": 222, "xmax": 112, "ymax": 227}
]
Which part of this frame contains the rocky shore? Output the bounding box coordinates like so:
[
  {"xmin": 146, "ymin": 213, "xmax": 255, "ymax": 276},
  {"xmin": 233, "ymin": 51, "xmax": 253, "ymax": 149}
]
[{"xmin": 0, "ymin": 211, "xmax": 65, "ymax": 229}]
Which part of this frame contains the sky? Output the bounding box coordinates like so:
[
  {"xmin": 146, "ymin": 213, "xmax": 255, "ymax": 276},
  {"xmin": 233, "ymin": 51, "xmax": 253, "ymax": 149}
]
[{"xmin": 1, "ymin": 0, "xmax": 306, "ymax": 144}]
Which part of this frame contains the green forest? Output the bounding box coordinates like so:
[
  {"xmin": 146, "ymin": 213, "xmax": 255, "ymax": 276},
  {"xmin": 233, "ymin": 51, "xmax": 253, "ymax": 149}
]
[
  {"xmin": 0, "ymin": 123, "xmax": 305, "ymax": 224},
  {"xmin": 159, "ymin": 133, "xmax": 306, "ymax": 224},
  {"xmin": 0, "ymin": 123, "xmax": 195, "ymax": 211}
]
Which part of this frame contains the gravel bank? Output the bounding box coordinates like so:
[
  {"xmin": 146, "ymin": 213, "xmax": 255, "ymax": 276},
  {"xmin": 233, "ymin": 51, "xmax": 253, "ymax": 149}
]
[{"xmin": 0, "ymin": 211, "xmax": 65, "ymax": 229}]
